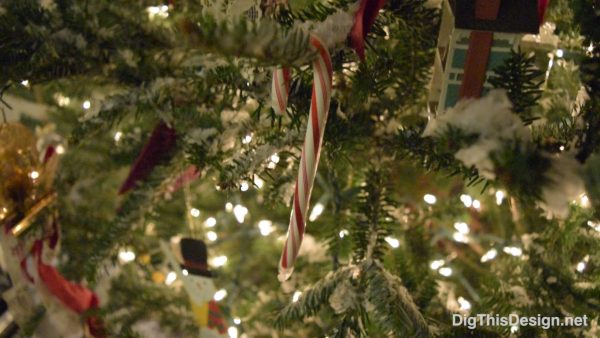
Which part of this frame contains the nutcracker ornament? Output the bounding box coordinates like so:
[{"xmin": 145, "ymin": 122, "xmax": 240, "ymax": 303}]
[
  {"xmin": 428, "ymin": 0, "xmax": 547, "ymax": 113},
  {"xmin": 161, "ymin": 238, "xmax": 227, "ymax": 337}
]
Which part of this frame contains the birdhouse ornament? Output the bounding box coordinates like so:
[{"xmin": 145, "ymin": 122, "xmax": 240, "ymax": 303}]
[
  {"xmin": 160, "ymin": 238, "xmax": 227, "ymax": 337},
  {"xmin": 429, "ymin": 0, "xmax": 548, "ymax": 113}
]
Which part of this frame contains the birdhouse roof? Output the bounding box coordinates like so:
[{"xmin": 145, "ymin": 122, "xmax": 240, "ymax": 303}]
[{"xmin": 452, "ymin": 0, "xmax": 540, "ymax": 34}]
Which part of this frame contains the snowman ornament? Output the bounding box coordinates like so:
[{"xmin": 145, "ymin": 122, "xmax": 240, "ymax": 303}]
[{"xmin": 161, "ymin": 238, "xmax": 227, "ymax": 337}]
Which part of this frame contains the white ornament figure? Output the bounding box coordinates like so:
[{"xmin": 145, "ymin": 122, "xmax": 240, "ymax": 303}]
[{"xmin": 161, "ymin": 238, "xmax": 228, "ymax": 337}]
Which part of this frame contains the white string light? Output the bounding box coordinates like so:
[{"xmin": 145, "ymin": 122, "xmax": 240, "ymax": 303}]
[
  {"xmin": 228, "ymin": 327, "xmax": 238, "ymax": 338},
  {"xmin": 165, "ymin": 271, "xmax": 177, "ymax": 285},
  {"xmin": 457, "ymin": 297, "xmax": 471, "ymax": 311},
  {"xmin": 210, "ymin": 255, "xmax": 228, "ymax": 267},
  {"xmin": 309, "ymin": 203, "xmax": 325, "ymax": 221},
  {"xmin": 190, "ymin": 208, "xmax": 201, "ymax": 218},
  {"xmin": 118, "ymin": 250, "xmax": 136, "ymax": 264},
  {"xmin": 460, "ymin": 194, "xmax": 473, "ymax": 207},
  {"xmin": 258, "ymin": 220, "xmax": 274, "ymax": 236},
  {"xmin": 29, "ymin": 171, "xmax": 40, "ymax": 180},
  {"xmin": 424, "ymin": 194, "xmax": 437, "ymax": 205},
  {"xmin": 452, "ymin": 232, "xmax": 470, "ymax": 243},
  {"xmin": 480, "ymin": 248, "xmax": 498, "ymax": 263},
  {"xmin": 495, "ymin": 190, "xmax": 505, "ymax": 205},
  {"xmin": 21, "ymin": 80, "xmax": 30, "ymax": 87},
  {"xmin": 114, "ymin": 131, "xmax": 123, "ymax": 142},
  {"xmin": 205, "ymin": 217, "xmax": 217, "ymax": 227},
  {"xmin": 82, "ymin": 100, "xmax": 91, "ymax": 110},
  {"xmin": 439, "ymin": 267, "xmax": 453, "ymax": 277},
  {"xmin": 556, "ymin": 49, "xmax": 564, "ymax": 58},
  {"xmin": 292, "ymin": 291, "xmax": 302, "ymax": 303},
  {"xmin": 384, "ymin": 236, "xmax": 400, "ymax": 248},
  {"xmin": 503, "ymin": 246, "xmax": 522, "ymax": 257},
  {"xmin": 225, "ymin": 202, "xmax": 233, "ymax": 212},
  {"xmin": 430, "ymin": 259, "xmax": 445, "ymax": 270},
  {"xmin": 587, "ymin": 220, "xmax": 600, "ymax": 232},
  {"xmin": 242, "ymin": 134, "xmax": 253, "ymax": 144},
  {"xmin": 207, "ymin": 231, "xmax": 218, "ymax": 242},
  {"xmin": 472, "ymin": 200, "xmax": 481, "ymax": 209},
  {"xmin": 576, "ymin": 255, "xmax": 589, "ymax": 273},
  {"xmin": 233, "ymin": 204, "xmax": 248, "ymax": 223},
  {"xmin": 339, "ymin": 229, "xmax": 350, "ymax": 239},
  {"xmin": 233, "ymin": 318, "xmax": 241, "ymax": 325},
  {"xmin": 146, "ymin": 5, "xmax": 169, "ymax": 19},
  {"xmin": 454, "ymin": 222, "xmax": 469, "ymax": 234},
  {"xmin": 214, "ymin": 289, "xmax": 228, "ymax": 301},
  {"xmin": 240, "ymin": 181, "xmax": 249, "ymax": 192}
]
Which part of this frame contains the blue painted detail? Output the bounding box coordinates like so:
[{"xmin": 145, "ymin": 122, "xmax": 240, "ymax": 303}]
[
  {"xmin": 452, "ymin": 48, "xmax": 468, "ymax": 69},
  {"xmin": 444, "ymin": 84, "xmax": 461, "ymax": 108}
]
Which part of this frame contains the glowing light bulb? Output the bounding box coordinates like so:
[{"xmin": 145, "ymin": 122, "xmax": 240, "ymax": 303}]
[
  {"xmin": 114, "ymin": 131, "xmax": 123, "ymax": 142},
  {"xmin": 480, "ymin": 248, "xmax": 498, "ymax": 263},
  {"xmin": 430, "ymin": 259, "xmax": 445, "ymax": 270},
  {"xmin": 454, "ymin": 222, "xmax": 469, "ymax": 234},
  {"xmin": 503, "ymin": 246, "xmax": 522, "ymax": 257},
  {"xmin": 233, "ymin": 317, "xmax": 241, "ymax": 325},
  {"xmin": 309, "ymin": 203, "xmax": 324, "ymax": 221},
  {"xmin": 576, "ymin": 261, "xmax": 586, "ymax": 272},
  {"xmin": 29, "ymin": 171, "xmax": 40, "ymax": 180},
  {"xmin": 211, "ymin": 255, "xmax": 228, "ymax": 267},
  {"xmin": 233, "ymin": 204, "xmax": 248, "ymax": 223},
  {"xmin": 205, "ymin": 217, "xmax": 217, "ymax": 227},
  {"xmin": 556, "ymin": 49, "xmax": 564, "ymax": 58},
  {"xmin": 242, "ymin": 134, "xmax": 252, "ymax": 144},
  {"xmin": 439, "ymin": 267, "xmax": 453, "ymax": 277},
  {"xmin": 580, "ymin": 194, "xmax": 590, "ymax": 208},
  {"xmin": 21, "ymin": 80, "xmax": 30, "ymax": 87},
  {"xmin": 339, "ymin": 229, "xmax": 350, "ymax": 238},
  {"xmin": 190, "ymin": 208, "xmax": 201, "ymax": 218},
  {"xmin": 56, "ymin": 145, "xmax": 65, "ymax": 154},
  {"xmin": 258, "ymin": 220, "xmax": 274, "ymax": 236},
  {"xmin": 292, "ymin": 291, "xmax": 302, "ymax": 303},
  {"xmin": 182, "ymin": 269, "xmax": 189, "ymax": 276},
  {"xmin": 254, "ymin": 175, "xmax": 264, "ymax": 189},
  {"xmin": 207, "ymin": 231, "xmax": 218, "ymax": 242},
  {"xmin": 165, "ymin": 272, "xmax": 177, "ymax": 285},
  {"xmin": 424, "ymin": 194, "xmax": 437, "ymax": 205},
  {"xmin": 460, "ymin": 194, "xmax": 473, "ymax": 207},
  {"xmin": 384, "ymin": 236, "xmax": 400, "ymax": 248},
  {"xmin": 82, "ymin": 100, "xmax": 91, "ymax": 109},
  {"xmin": 458, "ymin": 297, "xmax": 471, "ymax": 311},
  {"xmin": 452, "ymin": 232, "xmax": 470, "ymax": 243},
  {"xmin": 225, "ymin": 202, "xmax": 233, "ymax": 212},
  {"xmin": 228, "ymin": 327, "xmax": 238, "ymax": 338},
  {"xmin": 118, "ymin": 250, "xmax": 136, "ymax": 263},
  {"xmin": 472, "ymin": 200, "xmax": 481, "ymax": 209},
  {"xmin": 495, "ymin": 190, "xmax": 505, "ymax": 205},
  {"xmin": 214, "ymin": 289, "xmax": 227, "ymax": 301}
]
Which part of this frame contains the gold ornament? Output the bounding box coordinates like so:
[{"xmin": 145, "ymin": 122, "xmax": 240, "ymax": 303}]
[
  {"xmin": 0, "ymin": 123, "xmax": 55, "ymax": 236},
  {"xmin": 152, "ymin": 271, "xmax": 166, "ymax": 284}
]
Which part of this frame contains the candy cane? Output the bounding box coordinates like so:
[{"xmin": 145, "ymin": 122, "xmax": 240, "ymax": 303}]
[
  {"xmin": 271, "ymin": 67, "xmax": 291, "ymax": 115},
  {"xmin": 278, "ymin": 35, "xmax": 333, "ymax": 281}
]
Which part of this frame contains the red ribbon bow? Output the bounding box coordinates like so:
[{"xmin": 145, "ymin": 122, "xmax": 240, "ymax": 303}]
[{"xmin": 349, "ymin": 0, "xmax": 387, "ymax": 60}]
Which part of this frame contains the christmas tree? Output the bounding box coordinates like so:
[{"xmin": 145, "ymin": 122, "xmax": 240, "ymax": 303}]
[{"xmin": 0, "ymin": 0, "xmax": 599, "ymax": 337}]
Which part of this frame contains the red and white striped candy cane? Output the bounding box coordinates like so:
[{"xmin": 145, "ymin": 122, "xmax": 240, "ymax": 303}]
[
  {"xmin": 278, "ymin": 35, "xmax": 333, "ymax": 281},
  {"xmin": 271, "ymin": 67, "xmax": 291, "ymax": 115}
]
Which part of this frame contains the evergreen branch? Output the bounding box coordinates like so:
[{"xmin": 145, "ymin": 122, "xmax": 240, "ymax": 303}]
[
  {"xmin": 364, "ymin": 262, "xmax": 433, "ymax": 337},
  {"xmin": 489, "ymin": 50, "xmax": 544, "ymax": 123},
  {"xmin": 79, "ymin": 152, "xmax": 184, "ymax": 281},
  {"xmin": 274, "ymin": 267, "xmax": 355, "ymax": 328},
  {"xmin": 351, "ymin": 168, "xmax": 395, "ymax": 262},
  {"xmin": 182, "ymin": 16, "xmax": 313, "ymax": 66}
]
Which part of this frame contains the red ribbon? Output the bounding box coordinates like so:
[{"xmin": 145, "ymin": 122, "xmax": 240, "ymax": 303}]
[
  {"xmin": 538, "ymin": 0, "xmax": 549, "ymax": 24},
  {"xmin": 31, "ymin": 240, "xmax": 106, "ymax": 337},
  {"xmin": 119, "ymin": 121, "xmax": 177, "ymax": 194},
  {"xmin": 349, "ymin": 0, "xmax": 386, "ymax": 60}
]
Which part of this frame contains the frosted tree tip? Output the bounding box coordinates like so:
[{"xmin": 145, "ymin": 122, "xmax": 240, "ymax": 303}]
[{"xmin": 278, "ymin": 267, "xmax": 294, "ymax": 282}]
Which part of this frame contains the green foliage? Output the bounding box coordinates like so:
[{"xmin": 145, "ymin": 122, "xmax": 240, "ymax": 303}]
[{"xmin": 489, "ymin": 51, "xmax": 544, "ymax": 123}]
